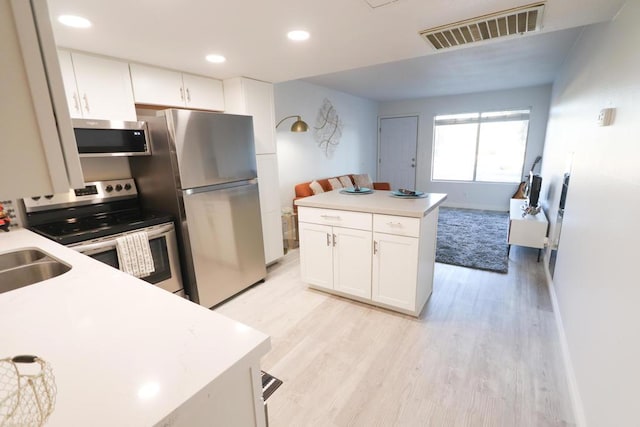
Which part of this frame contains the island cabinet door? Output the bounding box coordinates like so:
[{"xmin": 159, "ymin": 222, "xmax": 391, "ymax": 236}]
[
  {"xmin": 372, "ymin": 232, "xmax": 419, "ymax": 311},
  {"xmin": 299, "ymin": 222, "xmax": 334, "ymax": 290},
  {"xmin": 333, "ymin": 227, "xmax": 372, "ymax": 299}
]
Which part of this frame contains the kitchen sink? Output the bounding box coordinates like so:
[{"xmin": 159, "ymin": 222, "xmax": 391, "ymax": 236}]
[
  {"xmin": 0, "ymin": 248, "xmax": 49, "ymax": 270},
  {"xmin": 0, "ymin": 249, "xmax": 71, "ymax": 294}
]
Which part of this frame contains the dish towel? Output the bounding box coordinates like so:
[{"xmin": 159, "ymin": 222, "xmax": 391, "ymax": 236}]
[{"xmin": 115, "ymin": 231, "xmax": 155, "ymax": 278}]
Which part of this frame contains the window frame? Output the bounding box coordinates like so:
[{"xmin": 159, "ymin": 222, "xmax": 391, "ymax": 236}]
[{"xmin": 431, "ymin": 108, "xmax": 532, "ymax": 184}]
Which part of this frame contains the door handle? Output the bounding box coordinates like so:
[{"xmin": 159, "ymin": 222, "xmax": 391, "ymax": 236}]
[
  {"xmin": 82, "ymin": 93, "xmax": 90, "ymax": 113},
  {"xmin": 72, "ymin": 92, "xmax": 80, "ymax": 113},
  {"xmin": 320, "ymin": 215, "xmax": 341, "ymax": 220}
]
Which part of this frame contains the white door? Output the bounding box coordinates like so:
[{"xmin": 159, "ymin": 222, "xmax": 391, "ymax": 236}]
[
  {"xmin": 333, "ymin": 227, "xmax": 372, "ymax": 299},
  {"xmin": 372, "ymin": 232, "xmax": 419, "ymax": 311},
  {"xmin": 57, "ymin": 50, "xmax": 82, "ymax": 118},
  {"xmin": 378, "ymin": 116, "xmax": 418, "ymax": 190},
  {"xmin": 299, "ymin": 222, "xmax": 334, "ymax": 290},
  {"xmin": 256, "ymin": 153, "xmax": 284, "ymax": 264},
  {"xmin": 71, "ymin": 53, "xmax": 136, "ymax": 121},
  {"xmin": 182, "ymin": 73, "xmax": 225, "ymax": 111},
  {"xmin": 243, "ymin": 78, "xmax": 276, "ymax": 154},
  {"xmin": 129, "ymin": 63, "xmax": 185, "ymax": 107}
]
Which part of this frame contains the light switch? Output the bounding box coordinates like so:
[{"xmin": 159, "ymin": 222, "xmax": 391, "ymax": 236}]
[{"xmin": 597, "ymin": 108, "xmax": 615, "ymax": 126}]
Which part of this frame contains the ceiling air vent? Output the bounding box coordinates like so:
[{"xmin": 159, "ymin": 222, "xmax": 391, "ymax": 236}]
[{"xmin": 419, "ymin": 2, "xmax": 545, "ymax": 50}]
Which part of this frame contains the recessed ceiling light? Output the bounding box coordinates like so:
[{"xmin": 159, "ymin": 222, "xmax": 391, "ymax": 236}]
[
  {"xmin": 58, "ymin": 15, "xmax": 92, "ymax": 28},
  {"xmin": 205, "ymin": 54, "xmax": 226, "ymax": 64},
  {"xmin": 287, "ymin": 30, "xmax": 310, "ymax": 41}
]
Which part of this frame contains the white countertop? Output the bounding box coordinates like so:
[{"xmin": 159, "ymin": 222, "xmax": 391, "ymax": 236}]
[
  {"xmin": 0, "ymin": 229, "xmax": 270, "ymax": 426},
  {"xmin": 295, "ymin": 190, "xmax": 447, "ymax": 218}
]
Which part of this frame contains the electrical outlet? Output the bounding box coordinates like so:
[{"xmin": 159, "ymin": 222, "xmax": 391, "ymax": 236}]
[{"xmin": 597, "ymin": 108, "xmax": 615, "ymax": 126}]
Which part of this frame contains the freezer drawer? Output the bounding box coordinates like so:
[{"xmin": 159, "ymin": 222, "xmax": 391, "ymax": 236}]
[{"xmin": 182, "ymin": 182, "xmax": 266, "ymax": 307}]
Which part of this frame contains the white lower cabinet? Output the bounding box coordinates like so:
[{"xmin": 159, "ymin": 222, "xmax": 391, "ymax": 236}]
[
  {"xmin": 298, "ymin": 206, "xmax": 438, "ymax": 316},
  {"xmin": 332, "ymin": 227, "xmax": 372, "ymax": 299},
  {"xmin": 299, "ymin": 221, "xmax": 372, "ymax": 299},
  {"xmin": 299, "ymin": 222, "xmax": 335, "ymax": 290},
  {"xmin": 372, "ymin": 232, "xmax": 419, "ymax": 311}
]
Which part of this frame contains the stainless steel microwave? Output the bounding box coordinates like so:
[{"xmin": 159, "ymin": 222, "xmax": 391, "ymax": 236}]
[{"xmin": 72, "ymin": 119, "xmax": 151, "ymax": 157}]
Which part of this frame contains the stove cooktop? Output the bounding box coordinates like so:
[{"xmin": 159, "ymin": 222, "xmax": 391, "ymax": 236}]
[{"xmin": 29, "ymin": 210, "xmax": 174, "ymax": 245}]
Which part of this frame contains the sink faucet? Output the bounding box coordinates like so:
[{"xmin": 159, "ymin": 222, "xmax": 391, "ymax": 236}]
[{"xmin": 0, "ymin": 203, "xmax": 10, "ymax": 232}]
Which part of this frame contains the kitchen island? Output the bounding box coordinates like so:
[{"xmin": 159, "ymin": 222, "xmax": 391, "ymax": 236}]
[
  {"xmin": 0, "ymin": 229, "xmax": 270, "ymax": 427},
  {"xmin": 295, "ymin": 190, "xmax": 447, "ymax": 316}
]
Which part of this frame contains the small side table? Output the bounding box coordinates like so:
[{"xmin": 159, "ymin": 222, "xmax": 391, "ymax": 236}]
[
  {"xmin": 281, "ymin": 212, "xmax": 299, "ymax": 252},
  {"xmin": 507, "ymin": 199, "xmax": 548, "ymax": 261}
]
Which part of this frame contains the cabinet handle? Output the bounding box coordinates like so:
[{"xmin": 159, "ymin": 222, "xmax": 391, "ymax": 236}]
[
  {"xmin": 72, "ymin": 92, "xmax": 80, "ymax": 112},
  {"xmin": 332, "ymin": 234, "xmax": 337, "ymax": 247},
  {"xmin": 320, "ymin": 215, "xmax": 341, "ymax": 220},
  {"xmin": 326, "ymin": 233, "xmax": 331, "ymax": 247},
  {"xmin": 186, "ymin": 88, "xmax": 191, "ymax": 102},
  {"xmin": 374, "ymin": 240, "xmax": 378, "ymax": 254},
  {"xmin": 386, "ymin": 222, "xmax": 402, "ymax": 227},
  {"xmin": 180, "ymin": 87, "xmax": 185, "ymax": 101},
  {"xmin": 82, "ymin": 93, "xmax": 90, "ymax": 113}
]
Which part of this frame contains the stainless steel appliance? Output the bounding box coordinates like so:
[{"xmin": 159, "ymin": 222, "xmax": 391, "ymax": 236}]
[
  {"xmin": 72, "ymin": 119, "xmax": 151, "ymax": 157},
  {"xmin": 24, "ymin": 179, "xmax": 183, "ymax": 294},
  {"xmin": 130, "ymin": 109, "xmax": 266, "ymax": 308}
]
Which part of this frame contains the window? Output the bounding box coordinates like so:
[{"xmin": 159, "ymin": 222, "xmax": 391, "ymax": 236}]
[{"xmin": 432, "ymin": 109, "xmax": 530, "ymax": 183}]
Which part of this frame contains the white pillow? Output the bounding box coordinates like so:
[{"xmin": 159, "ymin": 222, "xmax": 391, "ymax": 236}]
[
  {"xmin": 309, "ymin": 180, "xmax": 324, "ymax": 195},
  {"xmin": 352, "ymin": 173, "xmax": 373, "ymax": 189},
  {"xmin": 328, "ymin": 178, "xmax": 343, "ymax": 190},
  {"xmin": 338, "ymin": 176, "xmax": 352, "ymax": 187}
]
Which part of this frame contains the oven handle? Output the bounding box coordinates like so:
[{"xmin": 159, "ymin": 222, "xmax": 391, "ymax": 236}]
[{"xmin": 69, "ymin": 223, "xmax": 175, "ymax": 253}]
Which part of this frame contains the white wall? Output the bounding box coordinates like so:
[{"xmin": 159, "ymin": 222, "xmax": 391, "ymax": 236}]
[
  {"xmin": 81, "ymin": 158, "xmax": 131, "ymax": 182},
  {"xmin": 274, "ymin": 80, "xmax": 378, "ymax": 209},
  {"xmin": 379, "ymin": 86, "xmax": 552, "ymax": 211},
  {"xmin": 540, "ymin": 2, "xmax": 639, "ymax": 426}
]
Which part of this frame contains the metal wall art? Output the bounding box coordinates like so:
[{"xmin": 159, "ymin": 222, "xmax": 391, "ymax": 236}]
[{"xmin": 313, "ymin": 98, "xmax": 343, "ymax": 158}]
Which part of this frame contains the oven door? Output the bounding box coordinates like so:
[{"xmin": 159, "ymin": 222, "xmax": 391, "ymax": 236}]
[{"xmin": 68, "ymin": 223, "xmax": 183, "ymax": 294}]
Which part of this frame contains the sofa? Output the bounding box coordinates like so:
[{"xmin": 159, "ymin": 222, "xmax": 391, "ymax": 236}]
[{"xmin": 293, "ymin": 173, "xmax": 391, "ymax": 212}]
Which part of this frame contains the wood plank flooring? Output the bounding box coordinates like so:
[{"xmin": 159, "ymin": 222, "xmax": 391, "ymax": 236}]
[{"xmin": 215, "ymin": 246, "xmax": 574, "ymax": 427}]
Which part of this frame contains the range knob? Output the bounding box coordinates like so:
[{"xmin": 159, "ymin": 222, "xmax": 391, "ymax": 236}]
[
  {"xmin": 124, "ymin": 183, "xmax": 132, "ymax": 191},
  {"xmin": 105, "ymin": 185, "xmax": 114, "ymax": 193},
  {"xmin": 44, "ymin": 195, "xmax": 54, "ymax": 199},
  {"xmin": 31, "ymin": 196, "xmax": 41, "ymax": 201},
  {"xmin": 115, "ymin": 184, "xmax": 123, "ymax": 192}
]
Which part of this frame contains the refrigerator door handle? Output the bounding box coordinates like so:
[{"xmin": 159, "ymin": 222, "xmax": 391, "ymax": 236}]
[{"xmin": 183, "ymin": 178, "xmax": 258, "ymax": 195}]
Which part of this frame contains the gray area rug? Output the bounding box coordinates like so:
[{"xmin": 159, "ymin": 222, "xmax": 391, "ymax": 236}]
[{"xmin": 436, "ymin": 207, "xmax": 509, "ymax": 274}]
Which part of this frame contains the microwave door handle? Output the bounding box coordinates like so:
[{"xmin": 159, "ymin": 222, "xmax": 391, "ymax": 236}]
[{"xmin": 70, "ymin": 224, "xmax": 174, "ymax": 252}]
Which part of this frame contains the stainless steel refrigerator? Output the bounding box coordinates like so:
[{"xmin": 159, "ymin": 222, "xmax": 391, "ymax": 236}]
[{"xmin": 130, "ymin": 109, "xmax": 266, "ymax": 308}]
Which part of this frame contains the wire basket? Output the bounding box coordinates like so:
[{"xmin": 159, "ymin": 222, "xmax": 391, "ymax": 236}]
[{"xmin": 0, "ymin": 355, "xmax": 56, "ymax": 427}]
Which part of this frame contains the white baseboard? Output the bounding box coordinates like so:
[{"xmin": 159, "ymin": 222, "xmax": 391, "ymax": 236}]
[{"xmin": 543, "ymin": 262, "xmax": 587, "ymax": 427}]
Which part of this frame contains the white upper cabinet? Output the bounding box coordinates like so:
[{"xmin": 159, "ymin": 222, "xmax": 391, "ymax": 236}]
[
  {"xmin": 130, "ymin": 63, "xmax": 224, "ymax": 111},
  {"xmin": 223, "ymin": 77, "xmax": 276, "ymax": 154},
  {"xmin": 58, "ymin": 50, "xmax": 136, "ymax": 121},
  {"xmin": 128, "ymin": 64, "xmax": 184, "ymax": 107},
  {"xmin": 181, "ymin": 73, "xmax": 225, "ymax": 111},
  {"xmin": 0, "ymin": 0, "xmax": 83, "ymax": 200}
]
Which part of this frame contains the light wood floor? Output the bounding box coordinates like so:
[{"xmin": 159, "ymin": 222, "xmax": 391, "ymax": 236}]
[{"xmin": 215, "ymin": 246, "xmax": 574, "ymax": 427}]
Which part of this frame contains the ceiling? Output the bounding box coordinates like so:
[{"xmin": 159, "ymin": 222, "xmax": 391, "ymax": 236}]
[{"xmin": 47, "ymin": 0, "xmax": 625, "ymax": 99}]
